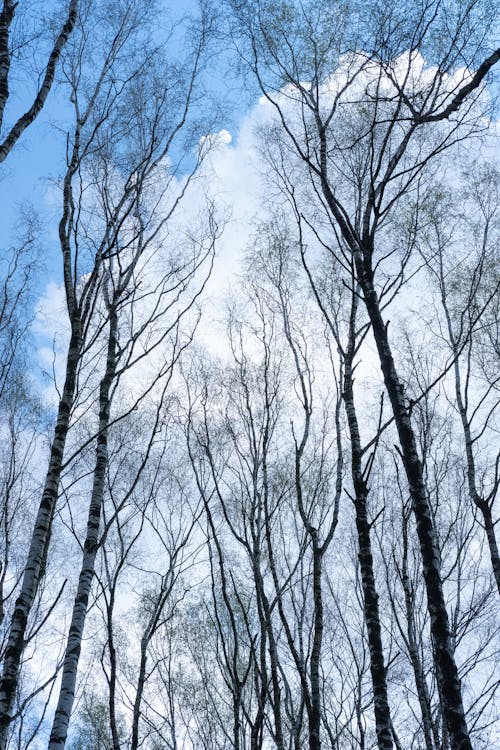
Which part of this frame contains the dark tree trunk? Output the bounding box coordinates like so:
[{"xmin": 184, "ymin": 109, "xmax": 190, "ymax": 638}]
[
  {"xmin": 442, "ymin": 284, "xmax": 500, "ymax": 597},
  {"xmin": 357, "ymin": 254, "xmax": 472, "ymax": 750},
  {"xmin": 0, "ymin": 0, "xmax": 78, "ymax": 163},
  {"xmin": 253, "ymin": 556, "xmax": 285, "ymax": 750},
  {"xmin": 482, "ymin": 503, "xmax": 500, "ymax": 595},
  {"xmin": 106, "ymin": 594, "xmax": 121, "ymax": 750},
  {"xmin": 309, "ymin": 536, "xmax": 323, "ymax": 750},
  {"xmin": 343, "ymin": 326, "xmax": 394, "ymax": 750},
  {"xmin": 400, "ymin": 510, "xmax": 439, "ymax": 750}
]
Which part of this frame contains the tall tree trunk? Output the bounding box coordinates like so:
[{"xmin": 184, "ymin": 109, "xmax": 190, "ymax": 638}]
[
  {"xmin": 440, "ymin": 274, "xmax": 500, "ymax": 596},
  {"xmin": 250, "ymin": 616, "xmax": 267, "ymax": 750},
  {"xmin": 49, "ymin": 302, "xmax": 117, "ymax": 749},
  {"xmin": 0, "ymin": 0, "xmax": 78, "ymax": 163},
  {"xmin": 342, "ymin": 304, "xmax": 394, "ymax": 750},
  {"xmin": 481, "ymin": 503, "xmax": 500, "ymax": 594},
  {"xmin": 0, "ymin": 328, "xmax": 81, "ymax": 750},
  {"xmin": 105, "ymin": 591, "xmax": 121, "ymax": 750},
  {"xmin": 357, "ymin": 255, "xmax": 472, "ymax": 750},
  {"xmin": 309, "ymin": 536, "xmax": 323, "ymax": 750},
  {"xmin": 253, "ymin": 555, "xmax": 285, "ymax": 750},
  {"xmin": 400, "ymin": 509, "xmax": 438, "ymax": 750},
  {"xmin": 453, "ymin": 351, "xmax": 500, "ymax": 595},
  {"xmin": 130, "ymin": 635, "xmax": 150, "ymax": 750}
]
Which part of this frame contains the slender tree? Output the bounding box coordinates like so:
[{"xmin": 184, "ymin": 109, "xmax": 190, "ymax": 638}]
[
  {"xmin": 0, "ymin": 0, "xmax": 78, "ymax": 163},
  {"xmin": 0, "ymin": 0, "xmax": 217, "ymax": 743},
  {"xmin": 419, "ymin": 170, "xmax": 500, "ymax": 594},
  {"xmin": 229, "ymin": 3, "xmax": 499, "ymax": 745}
]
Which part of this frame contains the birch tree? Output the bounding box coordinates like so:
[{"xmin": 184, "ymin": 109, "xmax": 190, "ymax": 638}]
[
  {"xmin": 419, "ymin": 168, "xmax": 500, "ymax": 594},
  {"xmin": 89, "ymin": 406, "xmax": 205, "ymax": 750},
  {"xmin": 229, "ymin": 2, "xmax": 499, "ymax": 745},
  {"xmin": 293, "ymin": 226, "xmax": 397, "ymax": 750},
  {"xmin": 186, "ymin": 259, "xmax": 347, "ymax": 749},
  {"xmin": 0, "ymin": 0, "xmax": 217, "ymax": 744},
  {"xmin": 0, "ymin": 0, "xmax": 78, "ymax": 163}
]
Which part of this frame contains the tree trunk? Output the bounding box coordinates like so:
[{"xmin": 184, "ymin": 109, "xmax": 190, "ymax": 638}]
[
  {"xmin": 441, "ymin": 280, "xmax": 500, "ymax": 597},
  {"xmin": 343, "ymin": 342, "xmax": 394, "ymax": 750},
  {"xmin": 105, "ymin": 592, "xmax": 121, "ymax": 750},
  {"xmin": 0, "ymin": 329, "xmax": 81, "ymax": 750},
  {"xmin": 309, "ymin": 536, "xmax": 323, "ymax": 750},
  {"xmin": 253, "ymin": 555, "xmax": 285, "ymax": 750},
  {"xmin": 49, "ymin": 303, "xmax": 117, "ymax": 749},
  {"xmin": 481, "ymin": 503, "xmax": 500, "ymax": 595},
  {"xmin": 357, "ymin": 255, "xmax": 472, "ymax": 750},
  {"xmin": 0, "ymin": 0, "xmax": 78, "ymax": 163},
  {"xmin": 130, "ymin": 635, "xmax": 149, "ymax": 750},
  {"xmin": 452, "ymin": 354, "xmax": 500, "ymax": 596},
  {"xmin": 400, "ymin": 510, "xmax": 438, "ymax": 750}
]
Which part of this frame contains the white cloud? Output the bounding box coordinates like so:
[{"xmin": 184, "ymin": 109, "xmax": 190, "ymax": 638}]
[
  {"xmin": 31, "ymin": 49, "xmax": 500, "ymax": 392},
  {"xmin": 199, "ymin": 128, "xmax": 233, "ymax": 149}
]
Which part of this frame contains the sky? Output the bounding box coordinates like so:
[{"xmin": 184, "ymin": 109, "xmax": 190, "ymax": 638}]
[
  {"xmin": 1, "ymin": 0, "xmax": 499, "ymax": 409},
  {"xmin": 1, "ymin": 6, "xmax": 499, "ymax": 746},
  {"xmin": 25, "ymin": 97, "xmax": 275, "ymax": 402},
  {"xmin": 0, "ymin": 0, "xmax": 261, "ymax": 400}
]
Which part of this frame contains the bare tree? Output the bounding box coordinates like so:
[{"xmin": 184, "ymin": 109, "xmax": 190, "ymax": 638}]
[
  {"xmin": 299, "ymin": 245, "xmax": 397, "ymax": 750},
  {"xmin": 0, "ymin": 0, "xmax": 217, "ymax": 744},
  {"xmin": 419, "ymin": 167, "xmax": 500, "ymax": 594},
  {"xmin": 186, "ymin": 255, "xmax": 345, "ymax": 750},
  {"xmin": 228, "ymin": 2, "xmax": 499, "ymax": 745},
  {"xmin": 89, "ymin": 406, "xmax": 204, "ymax": 750},
  {"xmin": 0, "ymin": 213, "xmax": 40, "ymax": 402},
  {"xmin": 0, "ymin": 214, "xmax": 41, "ymax": 634},
  {"xmin": 48, "ymin": 154, "xmax": 217, "ymax": 749}
]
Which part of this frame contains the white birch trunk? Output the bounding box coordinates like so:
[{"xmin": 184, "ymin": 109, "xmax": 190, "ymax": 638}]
[
  {"xmin": 48, "ymin": 302, "xmax": 118, "ymax": 749},
  {"xmin": 0, "ymin": 330, "xmax": 81, "ymax": 750},
  {"xmin": 0, "ymin": 0, "xmax": 78, "ymax": 163}
]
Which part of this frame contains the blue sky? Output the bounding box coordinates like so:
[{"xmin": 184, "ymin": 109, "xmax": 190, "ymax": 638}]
[
  {"xmin": 1, "ymin": 0, "xmax": 498, "ymax": 399},
  {"xmin": 0, "ymin": 0, "xmax": 252, "ymax": 292}
]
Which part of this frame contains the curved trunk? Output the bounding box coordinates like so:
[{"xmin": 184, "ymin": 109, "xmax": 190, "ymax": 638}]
[{"xmin": 0, "ymin": 0, "xmax": 78, "ymax": 163}]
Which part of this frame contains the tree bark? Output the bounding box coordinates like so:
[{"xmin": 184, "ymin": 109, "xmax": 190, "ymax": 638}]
[
  {"xmin": 452, "ymin": 348, "xmax": 500, "ymax": 596},
  {"xmin": 399, "ymin": 509, "xmax": 439, "ymax": 750},
  {"xmin": 357, "ymin": 254, "xmax": 472, "ymax": 750},
  {"xmin": 0, "ymin": 328, "xmax": 81, "ymax": 750},
  {"xmin": 481, "ymin": 502, "xmax": 500, "ymax": 592},
  {"xmin": 343, "ymin": 316, "xmax": 394, "ymax": 750},
  {"xmin": 0, "ymin": 1, "xmax": 15, "ymax": 132},
  {"xmin": 49, "ymin": 301, "xmax": 117, "ymax": 749},
  {"xmin": 105, "ymin": 590, "xmax": 121, "ymax": 750},
  {"xmin": 0, "ymin": 0, "xmax": 78, "ymax": 163},
  {"xmin": 438, "ymin": 266, "xmax": 500, "ymax": 596},
  {"xmin": 252, "ymin": 554, "xmax": 285, "ymax": 750},
  {"xmin": 309, "ymin": 535, "xmax": 323, "ymax": 750}
]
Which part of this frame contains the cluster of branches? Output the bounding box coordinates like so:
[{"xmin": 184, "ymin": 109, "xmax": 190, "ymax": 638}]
[
  {"xmin": 0, "ymin": 0, "xmax": 219, "ymax": 747},
  {"xmin": 0, "ymin": 0, "xmax": 499, "ymax": 748}
]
